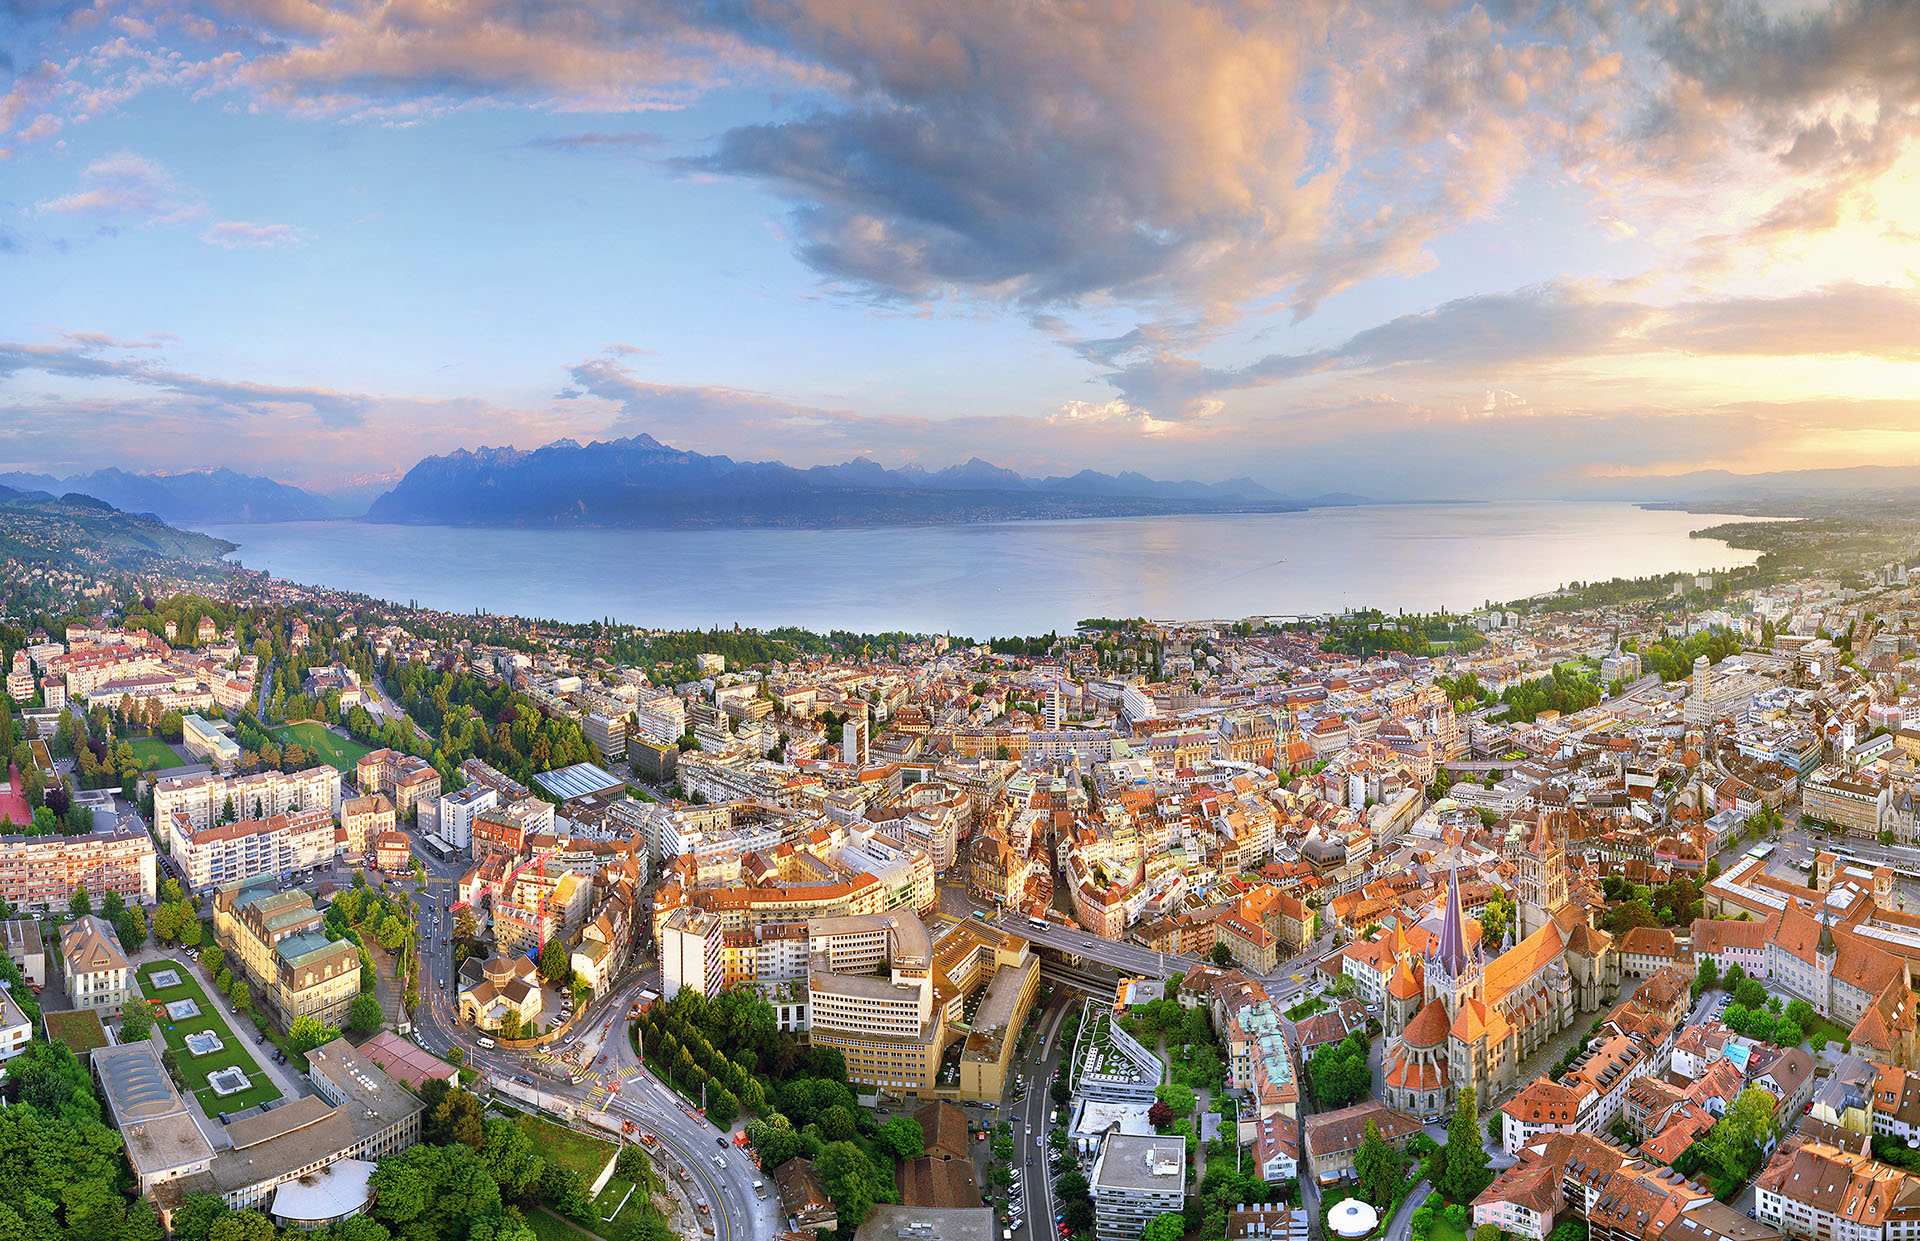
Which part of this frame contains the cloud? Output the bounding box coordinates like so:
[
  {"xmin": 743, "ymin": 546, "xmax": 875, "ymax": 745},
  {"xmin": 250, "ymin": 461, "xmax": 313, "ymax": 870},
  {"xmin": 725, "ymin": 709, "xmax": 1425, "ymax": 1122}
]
[
  {"xmin": 37, "ymin": 151, "xmax": 201, "ymax": 223},
  {"xmin": 527, "ymin": 131, "xmax": 663, "ymax": 151},
  {"xmin": 201, "ymin": 220, "xmax": 303, "ymax": 249},
  {"xmin": 1655, "ymin": 283, "xmax": 1920, "ymax": 360},
  {"xmin": 0, "ymin": 337, "xmax": 372, "ymax": 427}
]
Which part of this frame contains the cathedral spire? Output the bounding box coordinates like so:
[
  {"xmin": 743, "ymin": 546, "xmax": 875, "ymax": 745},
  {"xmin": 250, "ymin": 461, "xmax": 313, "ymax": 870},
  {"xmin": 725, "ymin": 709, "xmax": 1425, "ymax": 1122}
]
[{"xmin": 1435, "ymin": 857, "xmax": 1470, "ymax": 977}]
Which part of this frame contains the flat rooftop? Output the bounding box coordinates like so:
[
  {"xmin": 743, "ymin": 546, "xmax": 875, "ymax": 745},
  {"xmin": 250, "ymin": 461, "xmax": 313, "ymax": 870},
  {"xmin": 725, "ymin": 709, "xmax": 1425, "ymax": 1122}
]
[
  {"xmin": 853, "ymin": 1204, "xmax": 995, "ymax": 1241},
  {"xmin": 1094, "ymin": 1135, "xmax": 1187, "ymax": 1193}
]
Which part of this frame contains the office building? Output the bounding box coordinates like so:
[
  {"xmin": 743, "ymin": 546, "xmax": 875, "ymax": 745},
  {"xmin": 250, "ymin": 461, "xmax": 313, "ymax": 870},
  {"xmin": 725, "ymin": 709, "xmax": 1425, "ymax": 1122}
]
[
  {"xmin": 1091, "ymin": 1136, "xmax": 1187, "ymax": 1241},
  {"xmin": 182, "ymin": 714, "xmax": 242, "ymax": 772},
  {"xmin": 212, "ymin": 883, "xmax": 361, "ymax": 1032}
]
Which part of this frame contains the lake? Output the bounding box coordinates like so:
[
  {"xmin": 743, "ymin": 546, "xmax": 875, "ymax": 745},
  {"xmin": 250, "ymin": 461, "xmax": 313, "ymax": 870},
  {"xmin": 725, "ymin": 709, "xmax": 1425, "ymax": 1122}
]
[{"xmin": 204, "ymin": 502, "xmax": 1765, "ymax": 636}]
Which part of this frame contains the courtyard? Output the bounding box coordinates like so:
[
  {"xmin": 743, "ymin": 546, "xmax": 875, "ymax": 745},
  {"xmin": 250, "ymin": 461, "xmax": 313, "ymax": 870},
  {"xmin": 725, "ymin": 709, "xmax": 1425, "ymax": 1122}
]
[{"xmin": 136, "ymin": 958, "xmax": 285, "ymax": 1114}]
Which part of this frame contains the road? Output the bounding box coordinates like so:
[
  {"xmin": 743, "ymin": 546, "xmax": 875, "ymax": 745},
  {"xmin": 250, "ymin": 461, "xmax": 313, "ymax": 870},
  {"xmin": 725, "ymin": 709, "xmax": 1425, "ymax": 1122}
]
[{"xmin": 256, "ymin": 657, "xmax": 276, "ymax": 717}]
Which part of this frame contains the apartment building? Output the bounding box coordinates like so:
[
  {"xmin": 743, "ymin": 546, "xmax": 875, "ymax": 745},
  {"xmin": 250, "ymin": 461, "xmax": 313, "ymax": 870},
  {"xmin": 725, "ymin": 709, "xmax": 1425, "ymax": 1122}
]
[
  {"xmin": 661, "ymin": 907, "xmax": 726, "ymax": 1000},
  {"xmin": 1092, "ymin": 1136, "xmax": 1187, "ymax": 1241},
  {"xmin": 156, "ymin": 766, "xmax": 343, "ymax": 835},
  {"xmin": 1, "ymin": 918, "xmax": 46, "ymax": 986},
  {"xmin": 61, "ymin": 914, "xmax": 132, "ymax": 1010},
  {"xmin": 1754, "ymin": 1140, "xmax": 1920, "ymax": 1241},
  {"xmin": 583, "ymin": 712, "xmax": 627, "ymax": 763},
  {"xmin": 0, "ymin": 824, "xmax": 156, "ymax": 912},
  {"xmin": 170, "ymin": 808, "xmax": 336, "ymax": 892},
  {"xmin": 0, "ymin": 987, "xmax": 32, "ymax": 1060},
  {"xmin": 434, "ymin": 782, "xmax": 497, "ymax": 851},
  {"xmin": 340, "ymin": 794, "xmax": 395, "ymax": 856},
  {"xmin": 212, "ymin": 882, "xmax": 360, "ymax": 1031},
  {"xmin": 355, "ymin": 749, "xmax": 441, "ymax": 817}
]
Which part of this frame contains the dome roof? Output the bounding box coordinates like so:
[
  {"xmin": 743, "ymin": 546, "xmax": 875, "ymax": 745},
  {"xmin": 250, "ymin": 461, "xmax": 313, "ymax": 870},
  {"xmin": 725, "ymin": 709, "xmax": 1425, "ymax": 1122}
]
[{"xmin": 483, "ymin": 955, "xmax": 516, "ymax": 984}]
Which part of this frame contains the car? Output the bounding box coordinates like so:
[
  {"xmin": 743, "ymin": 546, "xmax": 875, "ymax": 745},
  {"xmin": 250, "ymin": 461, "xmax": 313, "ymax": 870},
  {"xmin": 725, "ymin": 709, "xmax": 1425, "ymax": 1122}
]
[
  {"xmin": 1080, "ymin": 940, "xmax": 1093, "ymax": 948},
  {"xmin": 712, "ymin": 1155, "xmax": 726, "ymax": 1168},
  {"xmin": 717, "ymin": 1137, "xmax": 729, "ymax": 1149}
]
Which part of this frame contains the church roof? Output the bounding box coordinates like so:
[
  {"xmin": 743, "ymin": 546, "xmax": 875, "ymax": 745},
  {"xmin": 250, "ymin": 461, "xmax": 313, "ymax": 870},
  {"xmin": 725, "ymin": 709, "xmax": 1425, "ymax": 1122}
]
[{"xmin": 1432, "ymin": 860, "xmax": 1472, "ymax": 978}]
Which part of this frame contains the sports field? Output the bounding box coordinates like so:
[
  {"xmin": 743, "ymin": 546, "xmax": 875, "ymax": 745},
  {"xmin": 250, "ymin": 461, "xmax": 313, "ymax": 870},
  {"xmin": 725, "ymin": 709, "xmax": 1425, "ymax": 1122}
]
[
  {"xmin": 271, "ymin": 721, "xmax": 373, "ymax": 773},
  {"xmin": 128, "ymin": 738, "xmax": 189, "ymax": 771}
]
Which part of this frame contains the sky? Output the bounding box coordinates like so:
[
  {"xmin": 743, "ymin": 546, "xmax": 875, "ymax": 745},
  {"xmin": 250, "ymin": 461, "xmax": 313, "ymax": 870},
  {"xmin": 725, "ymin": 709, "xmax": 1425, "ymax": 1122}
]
[{"xmin": 4, "ymin": 0, "xmax": 1920, "ymax": 498}]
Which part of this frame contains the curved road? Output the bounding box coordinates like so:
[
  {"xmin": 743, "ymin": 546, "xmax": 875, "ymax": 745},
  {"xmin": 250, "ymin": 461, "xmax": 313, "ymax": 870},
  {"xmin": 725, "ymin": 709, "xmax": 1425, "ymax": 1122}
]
[{"xmin": 407, "ymin": 933, "xmax": 775, "ymax": 1241}]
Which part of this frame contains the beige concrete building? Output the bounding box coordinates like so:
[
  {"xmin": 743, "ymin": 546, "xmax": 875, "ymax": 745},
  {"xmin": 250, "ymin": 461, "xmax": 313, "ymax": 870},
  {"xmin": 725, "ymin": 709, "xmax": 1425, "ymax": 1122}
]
[{"xmin": 212, "ymin": 882, "xmax": 360, "ymax": 1032}]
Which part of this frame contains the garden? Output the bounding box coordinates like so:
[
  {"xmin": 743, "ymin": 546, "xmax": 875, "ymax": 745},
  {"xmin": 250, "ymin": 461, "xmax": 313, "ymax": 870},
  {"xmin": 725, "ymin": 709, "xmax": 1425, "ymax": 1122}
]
[{"xmin": 136, "ymin": 957, "xmax": 285, "ymax": 1113}]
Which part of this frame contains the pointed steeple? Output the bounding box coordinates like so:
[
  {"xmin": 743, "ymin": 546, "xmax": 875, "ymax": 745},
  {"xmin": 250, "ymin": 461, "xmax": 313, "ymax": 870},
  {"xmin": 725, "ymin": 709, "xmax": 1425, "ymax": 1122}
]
[
  {"xmin": 1818, "ymin": 904, "xmax": 1836, "ymax": 958},
  {"xmin": 1434, "ymin": 858, "xmax": 1470, "ymax": 978}
]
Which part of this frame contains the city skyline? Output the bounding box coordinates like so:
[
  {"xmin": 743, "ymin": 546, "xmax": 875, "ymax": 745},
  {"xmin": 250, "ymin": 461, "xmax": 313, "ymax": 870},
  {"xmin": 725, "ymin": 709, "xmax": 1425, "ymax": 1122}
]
[{"xmin": 5, "ymin": 1, "xmax": 1920, "ymax": 494}]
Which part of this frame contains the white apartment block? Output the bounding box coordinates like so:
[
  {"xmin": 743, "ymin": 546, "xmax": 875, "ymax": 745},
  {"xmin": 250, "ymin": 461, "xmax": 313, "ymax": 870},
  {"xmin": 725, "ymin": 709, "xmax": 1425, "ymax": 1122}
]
[
  {"xmin": 155, "ymin": 766, "xmax": 344, "ymax": 836},
  {"xmin": 435, "ymin": 783, "xmax": 498, "ymax": 851},
  {"xmin": 170, "ymin": 809, "xmax": 337, "ymax": 892}
]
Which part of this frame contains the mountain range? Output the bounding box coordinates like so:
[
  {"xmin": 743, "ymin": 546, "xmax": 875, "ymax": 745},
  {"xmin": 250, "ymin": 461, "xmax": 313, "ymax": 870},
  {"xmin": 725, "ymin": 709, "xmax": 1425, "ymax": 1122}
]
[
  {"xmin": 362, "ymin": 435, "xmax": 1368, "ymax": 529},
  {"xmin": 0, "ymin": 467, "xmax": 342, "ymax": 525}
]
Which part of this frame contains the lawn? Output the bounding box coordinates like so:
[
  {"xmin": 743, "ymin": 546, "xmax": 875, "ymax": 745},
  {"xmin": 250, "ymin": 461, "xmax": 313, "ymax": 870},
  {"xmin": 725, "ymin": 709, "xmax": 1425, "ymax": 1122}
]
[
  {"xmin": 1807, "ymin": 1016, "xmax": 1853, "ymax": 1052},
  {"xmin": 516, "ymin": 1112, "xmax": 617, "ymax": 1180},
  {"xmin": 1427, "ymin": 1217, "xmax": 1469, "ymax": 1241},
  {"xmin": 43, "ymin": 1008, "xmax": 109, "ymax": 1054},
  {"xmin": 1284, "ymin": 996, "xmax": 1328, "ymax": 1022},
  {"xmin": 136, "ymin": 958, "xmax": 285, "ymax": 1114},
  {"xmin": 526, "ymin": 1209, "xmax": 604, "ymax": 1241},
  {"xmin": 128, "ymin": 738, "xmax": 189, "ymax": 771},
  {"xmin": 271, "ymin": 721, "xmax": 373, "ymax": 774}
]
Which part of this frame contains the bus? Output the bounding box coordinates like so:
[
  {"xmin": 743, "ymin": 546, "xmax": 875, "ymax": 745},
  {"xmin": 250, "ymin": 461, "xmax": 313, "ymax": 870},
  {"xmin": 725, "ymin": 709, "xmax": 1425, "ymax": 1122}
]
[{"xmin": 1028, "ymin": 916, "xmax": 1047, "ymax": 930}]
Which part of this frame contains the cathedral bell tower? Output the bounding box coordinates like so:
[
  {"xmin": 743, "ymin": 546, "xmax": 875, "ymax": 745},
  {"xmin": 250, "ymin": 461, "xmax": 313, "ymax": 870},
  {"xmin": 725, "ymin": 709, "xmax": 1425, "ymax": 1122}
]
[{"xmin": 1427, "ymin": 859, "xmax": 1485, "ymax": 1019}]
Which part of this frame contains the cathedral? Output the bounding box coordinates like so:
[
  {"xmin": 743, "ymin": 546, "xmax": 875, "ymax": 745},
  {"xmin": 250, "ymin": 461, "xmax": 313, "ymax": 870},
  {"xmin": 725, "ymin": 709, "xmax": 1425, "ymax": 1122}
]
[{"xmin": 1380, "ymin": 820, "xmax": 1619, "ymax": 1119}]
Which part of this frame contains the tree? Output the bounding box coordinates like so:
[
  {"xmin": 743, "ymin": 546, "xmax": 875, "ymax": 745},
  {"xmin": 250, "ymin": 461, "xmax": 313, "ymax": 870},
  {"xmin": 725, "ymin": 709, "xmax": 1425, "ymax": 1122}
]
[
  {"xmin": 1353, "ymin": 1120, "xmax": 1406, "ymax": 1209},
  {"xmin": 1051, "ymin": 1075, "xmax": 1073, "ymax": 1106},
  {"xmin": 121, "ymin": 998, "xmax": 155, "ymax": 1043},
  {"xmin": 542, "ymin": 1163, "xmax": 590, "ymax": 1221},
  {"xmin": 1442, "ymin": 1085, "xmax": 1490, "ymax": 1203},
  {"xmin": 880, "ymin": 1114, "xmax": 925, "ymax": 1161},
  {"xmin": 1547, "ymin": 1223, "xmax": 1588, "ymax": 1241},
  {"xmin": 288, "ymin": 1014, "xmax": 340, "ymax": 1056},
  {"xmin": 171, "ymin": 1195, "xmax": 229, "ymax": 1241},
  {"xmin": 816, "ymin": 1140, "xmax": 883, "ymax": 1229},
  {"xmin": 69, "ymin": 885, "xmax": 92, "ymax": 917},
  {"xmin": 499, "ymin": 1009, "xmax": 523, "ymax": 1041},
  {"xmin": 202, "ymin": 942, "xmax": 226, "ymax": 977},
  {"xmin": 102, "ymin": 890, "xmax": 126, "ymax": 918},
  {"xmin": 350, "ymin": 992, "xmax": 385, "ymax": 1033},
  {"xmin": 1693, "ymin": 957, "xmax": 1720, "ymax": 997},
  {"xmin": 180, "ymin": 914, "xmax": 203, "ymax": 947},
  {"xmin": 1474, "ymin": 1227, "xmax": 1501, "ymax": 1241},
  {"xmin": 373, "ymin": 1140, "xmax": 504, "ymax": 1241},
  {"xmin": 1700, "ymin": 1087, "xmax": 1779, "ymax": 1184},
  {"xmin": 419, "ymin": 1080, "xmax": 486, "ymax": 1149},
  {"xmin": 208, "ymin": 1211, "xmax": 276, "ymax": 1241},
  {"xmin": 1155, "ymin": 1081, "xmax": 1196, "ymax": 1118},
  {"xmin": 118, "ymin": 905, "xmax": 148, "ymax": 950},
  {"xmin": 1141, "ymin": 1214, "xmax": 1187, "ymax": 1241},
  {"xmin": 1210, "ymin": 942, "xmax": 1234, "ymax": 967},
  {"xmin": 1723, "ymin": 963, "xmax": 1748, "ymax": 992},
  {"xmin": 1733, "ymin": 978, "xmax": 1767, "ymax": 1010},
  {"xmin": 821, "ymin": 1104, "xmax": 856, "ymax": 1142},
  {"xmin": 377, "ymin": 914, "xmax": 409, "ymax": 950},
  {"xmin": 480, "ymin": 1116, "xmax": 547, "ymax": 1204},
  {"xmin": 539, "ymin": 936, "xmax": 571, "ymax": 983},
  {"xmin": 1148, "ymin": 1100, "xmax": 1174, "ymax": 1129}
]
